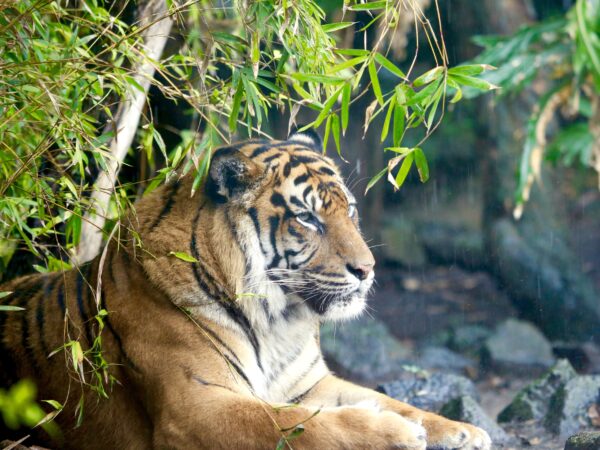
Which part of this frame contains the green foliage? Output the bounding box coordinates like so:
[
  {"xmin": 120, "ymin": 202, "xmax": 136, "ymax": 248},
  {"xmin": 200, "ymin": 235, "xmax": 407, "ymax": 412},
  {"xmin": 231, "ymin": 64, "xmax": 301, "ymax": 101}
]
[
  {"xmin": 0, "ymin": 379, "xmax": 60, "ymax": 437},
  {"xmin": 0, "ymin": 0, "xmax": 495, "ymax": 274},
  {"xmin": 0, "ymin": 0, "xmax": 140, "ymax": 273},
  {"xmin": 468, "ymin": 0, "xmax": 600, "ymax": 215}
]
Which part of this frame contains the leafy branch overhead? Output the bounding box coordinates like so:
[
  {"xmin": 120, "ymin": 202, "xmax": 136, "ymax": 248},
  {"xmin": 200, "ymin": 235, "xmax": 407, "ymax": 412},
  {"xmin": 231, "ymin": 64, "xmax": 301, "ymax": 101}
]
[
  {"xmin": 466, "ymin": 0, "xmax": 600, "ymax": 218},
  {"xmin": 0, "ymin": 0, "xmax": 494, "ymax": 272}
]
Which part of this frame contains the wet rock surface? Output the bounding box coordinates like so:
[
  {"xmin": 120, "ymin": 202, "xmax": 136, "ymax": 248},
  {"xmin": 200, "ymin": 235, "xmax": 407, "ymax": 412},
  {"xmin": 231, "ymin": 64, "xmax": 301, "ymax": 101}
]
[
  {"xmin": 564, "ymin": 431, "xmax": 600, "ymax": 450},
  {"xmin": 498, "ymin": 359, "xmax": 577, "ymax": 423},
  {"xmin": 483, "ymin": 319, "xmax": 556, "ymax": 373},
  {"xmin": 545, "ymin": 376, "xmax": 600, "ymax": 438},
  {"xmin": 377, "ymin": 372, "xmax": 478, "ymax": 412},
  {"xmin": 320, "ymin": 316, "xmax": 411, "ymax": 381},
  {"xmin": 439, "ymin": 396, "xmax": 512, "ymax": 445}
]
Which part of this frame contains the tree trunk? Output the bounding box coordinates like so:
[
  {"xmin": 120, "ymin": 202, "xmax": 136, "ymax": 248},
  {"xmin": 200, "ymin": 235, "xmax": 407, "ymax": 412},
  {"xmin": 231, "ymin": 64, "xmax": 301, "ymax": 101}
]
[{"xmin": 74, "ymin": 0, "xmax": 174, "ymax": 264}]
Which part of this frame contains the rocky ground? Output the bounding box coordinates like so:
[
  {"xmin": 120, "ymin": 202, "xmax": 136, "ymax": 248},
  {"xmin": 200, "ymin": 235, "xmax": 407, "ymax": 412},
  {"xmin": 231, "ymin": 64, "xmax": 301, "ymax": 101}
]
[{"xmin": 321, "ymin": 266, "xmax": 600, "ymax": 450}]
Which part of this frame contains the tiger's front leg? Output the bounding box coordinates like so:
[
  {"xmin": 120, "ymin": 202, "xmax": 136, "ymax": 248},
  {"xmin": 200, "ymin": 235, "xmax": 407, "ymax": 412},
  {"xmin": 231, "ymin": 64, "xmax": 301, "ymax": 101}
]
[
  {"xmin": 151, "ymin": 381, "xmax": 427, "ymax": 450},
  {"xmin": 300, "ymin": 375, "xmax": 492, "ymax": 450}
]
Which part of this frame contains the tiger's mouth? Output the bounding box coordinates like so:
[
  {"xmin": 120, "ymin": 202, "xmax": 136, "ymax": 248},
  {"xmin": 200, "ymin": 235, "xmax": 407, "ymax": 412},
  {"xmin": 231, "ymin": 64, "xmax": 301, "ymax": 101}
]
[
  {"xmin": 296, "ymin": 275, "xmax": 374, "ymax": 321},
  {"xmin": 264, "ymin": 268, "xmax": 374, "ymax": 320}
]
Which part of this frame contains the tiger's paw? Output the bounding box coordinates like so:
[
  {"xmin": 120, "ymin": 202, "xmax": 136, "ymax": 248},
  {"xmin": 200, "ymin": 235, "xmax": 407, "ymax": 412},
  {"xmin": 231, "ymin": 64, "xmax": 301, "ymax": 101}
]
[
  {"xmin": 424, "ymin": 420, "xmax": 491, "ymax": 450},
  {"xmin": 331, "ymin": 407, "xmax": 427, "ymax": 450}
]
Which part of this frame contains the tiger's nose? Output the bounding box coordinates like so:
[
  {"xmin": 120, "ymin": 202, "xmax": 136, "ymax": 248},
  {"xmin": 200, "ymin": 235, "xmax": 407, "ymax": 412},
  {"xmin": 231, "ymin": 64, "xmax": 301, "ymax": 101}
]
[{"xmin": 346, "ymin": 262, "xmax": 374, "ymax": 281}]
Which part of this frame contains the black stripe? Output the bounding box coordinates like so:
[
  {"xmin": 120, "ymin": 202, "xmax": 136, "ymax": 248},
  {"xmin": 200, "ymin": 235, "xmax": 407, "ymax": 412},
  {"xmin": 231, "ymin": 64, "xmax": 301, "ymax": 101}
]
[
  {"xmin": 247, "ymin": 207, "xmax": 268, "ymax": 255},
  {"xmin": 288, "ymin": 225, "xmax": 304, "ymax": 241},
  {"xmin": 57, "ymin": 282, "xmax": 65, "ymax": 313},
  {"xmin": 223, "ymin": 354, "xmax": 252, "ymax": 388},
  {"xmin": 192, "ymin": 375, "xmax": 234, "ymax": 392},
  {"xmin": 190, "ymin": 207, "xmax": 262, "ymax": 369},
  {"xmin": 287, "ymin": 366, "xmax": 325, "ymax": 404},
  {"xmin": 283, "ymin": 162, "xmax": 291, "ymax": 177},
  {"xmin": 302, "ymin": 186, "xmax": 312, "ymax": 203},
  {"xmin": 101, "ymin": 288, "xmax": 140, "ymax": 373},
  {"xmin": 289, "ymin": 196, "xmax": 306, "ymax": 209},
  {"xmin": 37, "ymin": 275, "xmax": 58, "ymax": 358},
  {"xmin": 270, "ymin": 192, "xmax": 286, "ymax": 209},
  {"xmin": 293, "ymin": 173, "xmax": 310, "ymax": 185},
  {"xmin": 294, "ymin": 246, "xmax": 318, "ymax": 267},
  {"xmin": 262, "ymin": 153, "xmax": 281, "ymax": 164},
  {"xmin": 19, "ymin": 281, "xmax": 44, "ymax": 372},
  {"xmin": 199, "ymin": 323, "xmax": 243, "ymax": 366},
  {"xmin": 318, "ymin": 166, "xmax": 336, "ymax": 176},
  {"xmin": 150, "ymin": 180, "xmax": 181, "ymax": 230},
  {"xmin": 190, "ymin": 207, "xmax": 222, "ymax": 299},
  {"xmin": 249, "ymin": 145, "xmax": 271, "ymax": 158},
  {"xmin": 76, "ymin": 265, "xmax": 94, "ymax": 346},
  {"xmin": 219, "ymin": 300, "xmax": 262, "ymax": 370},
  {"xmin": 291, "ymin": 155, "xmax": 319, "ymax": 164},
  {"xmin": 268, "ymin": 215, "xmax": 282, "ymax": 268}
]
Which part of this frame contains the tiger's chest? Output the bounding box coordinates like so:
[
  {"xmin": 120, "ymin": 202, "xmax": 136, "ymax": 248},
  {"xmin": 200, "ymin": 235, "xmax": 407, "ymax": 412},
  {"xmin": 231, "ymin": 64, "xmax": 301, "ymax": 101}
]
[{"xmin": 238, "ymin": 312, "xmax": 327, "ymax": 403}]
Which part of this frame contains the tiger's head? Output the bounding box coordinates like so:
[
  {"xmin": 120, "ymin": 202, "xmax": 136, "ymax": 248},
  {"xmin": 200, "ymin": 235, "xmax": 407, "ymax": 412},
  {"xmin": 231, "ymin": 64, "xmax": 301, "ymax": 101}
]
[{"xmin": 205, "ymin": 130, "xmax": 375, "ymax": 321}]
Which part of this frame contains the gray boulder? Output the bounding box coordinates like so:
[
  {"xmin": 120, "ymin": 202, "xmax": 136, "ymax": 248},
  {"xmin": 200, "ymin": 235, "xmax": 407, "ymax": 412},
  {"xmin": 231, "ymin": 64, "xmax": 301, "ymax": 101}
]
[
  {"xmin": 440, "ymin": 396, "xmax": 511, "ymax": 445},
  {"xmin": 545, "ymin": 375, "xmax": 600, "ymax": 437},
  {"xmin": 377, "ymin": 372, "xmax": 478, "ymax": 412},
  {"xmin": 320, "ymin": 316, "xmax": 411, "ymax": 381},
  {"xmin": 498, "ymin": 359, "xmax": 577, "ymax": 423},
  {"xmin": 449, "ymin": 324, "xmax": 492, "ymax": 355},
  {"xmin": 416, "ymin": 346, "xmax": 476, "ymax": 375},
  {"xmin": 483, "ymin": 319, "xmax": 555, "ymax": 373},
  {"xmin": 564, "ymin": 431, "xmax": 600, "ymax": 450}
]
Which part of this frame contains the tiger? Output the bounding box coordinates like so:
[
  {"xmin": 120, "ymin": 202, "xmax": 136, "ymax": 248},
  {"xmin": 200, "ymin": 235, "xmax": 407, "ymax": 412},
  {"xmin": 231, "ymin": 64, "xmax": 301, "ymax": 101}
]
[{"xmin": 0, "ymin": 130, "xmax": 492, "ymax": 450}]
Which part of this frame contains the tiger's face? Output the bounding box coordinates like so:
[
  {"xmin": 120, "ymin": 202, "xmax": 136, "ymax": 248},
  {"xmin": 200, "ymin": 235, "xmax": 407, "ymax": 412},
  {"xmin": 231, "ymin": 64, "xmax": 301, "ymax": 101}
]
[{"xmin": 206, "ymin": 130, "xmax": 375, "ymax": 321}]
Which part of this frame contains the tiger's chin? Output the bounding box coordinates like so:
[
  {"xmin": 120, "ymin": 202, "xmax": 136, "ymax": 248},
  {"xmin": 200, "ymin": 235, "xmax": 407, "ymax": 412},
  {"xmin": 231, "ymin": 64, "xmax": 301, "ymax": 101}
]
[{"xmin": 319, "ymin": 293, "xmax": 367, "ymax": 322}]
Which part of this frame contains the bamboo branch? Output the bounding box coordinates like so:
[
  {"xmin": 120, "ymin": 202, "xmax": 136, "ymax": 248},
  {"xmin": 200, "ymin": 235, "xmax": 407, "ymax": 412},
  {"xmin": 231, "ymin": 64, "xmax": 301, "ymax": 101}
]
[{"xmin": 74, "ymin": 0, "xmax": 173, "ymax": 264}]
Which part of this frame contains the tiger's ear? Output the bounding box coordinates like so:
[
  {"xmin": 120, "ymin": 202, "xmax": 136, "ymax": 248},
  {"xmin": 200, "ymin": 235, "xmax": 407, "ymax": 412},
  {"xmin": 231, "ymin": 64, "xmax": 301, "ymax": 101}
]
[
  {"xmin": 287, "ymin": 126, "xmax": 322, "ymax": 152},
  {"xmin": 206, "ymin": 147, "xmax": 263, "ymax": 203}
]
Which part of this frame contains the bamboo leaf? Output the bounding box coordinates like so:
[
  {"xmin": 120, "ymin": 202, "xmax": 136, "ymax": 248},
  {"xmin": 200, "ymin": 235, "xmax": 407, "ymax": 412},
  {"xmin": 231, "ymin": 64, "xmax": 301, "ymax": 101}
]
[
  {"xmin": 374, "ymin": 53, "xmax": 406, "ymax": 79},
  {"xmin": 392, "ymin": 104, "xmax": 405, "ymax": 147},
  {"xmin": 413, "ymin": 66, "xmax": 445, "ymax": 87},
  {"xmin": 322, "ymin": 22, "xmax": 355, "ymax": 32},
  {"xmin": 449, "ymin": 73, "xmax": 499, "ymax": 91},
  {"xmin": 365, "ymin": 167, "xmax": 388, "ymax": 194},
  {"xmin": 413, "ymin": 148, "xmax": 429, "ymax": 182},
  {"xmin": 169, "ymin": 251, "xmax": 199, "ymax": 263},
  {"xmin": 350, "ymin": 1, "xmax": 388, "ymax": 11},
  {"xmin": 381, "ymin": 100, "xmax": 394, "ymax": 142},
  {"xmin": 0, "ymin": 305, "xmax": 24, "ymax": 312},
  {"xmin": 394, "ymin": 152, "xmax": 414, "ymax": 188},
  {"xmin": 368, "ymin": 61, "xmax": 384, "ymax": 106},
  {"xmin": 341, "ymin": 83, "xmax": 351, "ymax": 132},
  {"xmin": 448, "ymin": 64, "xmax": 495, "ymax": 76}
]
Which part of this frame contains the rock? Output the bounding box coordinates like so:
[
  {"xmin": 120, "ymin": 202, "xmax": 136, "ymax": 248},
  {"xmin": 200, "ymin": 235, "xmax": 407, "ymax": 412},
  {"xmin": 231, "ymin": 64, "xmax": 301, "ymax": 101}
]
[
  {"xmin": 440, "ymin": 396, "xmax": 511, "ymax": 444},
  {"xmin": 498, "ymin": 359, "xmax": 577, "ymax": 423},
  {"xmin": 448, "ymin": 324, "xmax": 492, "ymax": 355},
  {"xmin": 377, "ymin": 372, "xmax": 478, "ymax": 412},
  {"xmin": 490, "ymin": 218, "xmax": 600, "ymax": 342},
  {"xmin": 416, "ymin": 346, "xmax": 476, "ymax": 375},
  {"xmin": 418, "ymin": 222, "xmax": 486, "ymax": 270},
  {"xmin": 483, "ymin": 319, "xmax": 555, "ymax": 373},
  {"xmin": 545, "ymin": 375, "xmax": 600, "ymax": 437},
  {"xmin": 564, "ymin": 431, "xmax": 600, "ymax": 450},
  {"xmin": 380, "ymin": 218, "xmax": 427, "ymax": 268},
  {"xmin": 320, "ymin": 316, "xmax": 411, "ymax": 381}
]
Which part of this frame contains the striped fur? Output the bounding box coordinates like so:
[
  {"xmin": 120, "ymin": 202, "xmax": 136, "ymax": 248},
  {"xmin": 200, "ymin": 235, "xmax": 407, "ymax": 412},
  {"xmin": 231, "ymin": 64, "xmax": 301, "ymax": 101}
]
[{"xmin": 0, "ymin": 133, "xmax": 491, "ymax": 449}]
